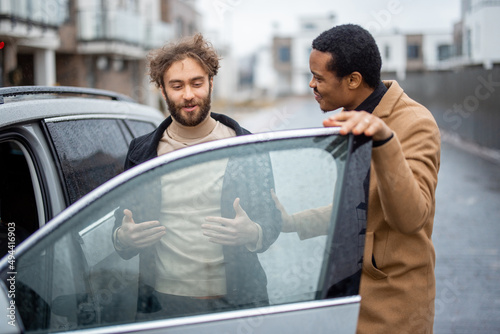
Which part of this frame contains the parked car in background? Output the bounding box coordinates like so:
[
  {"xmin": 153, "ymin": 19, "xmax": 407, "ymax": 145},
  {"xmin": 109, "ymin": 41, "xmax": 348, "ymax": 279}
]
[
  {"xmin": 0, "ymin": 86, "xmax": 164, "ymax": 256},
  {"xmin": 0, "ymin": 125, "xmax": 372, "ymax": 333}
]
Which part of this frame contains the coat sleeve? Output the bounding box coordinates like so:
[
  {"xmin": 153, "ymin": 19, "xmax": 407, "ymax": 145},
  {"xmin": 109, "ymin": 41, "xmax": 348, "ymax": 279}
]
[
  {"xmin": 242, "ymin": 153, "xmax": 283, "ymax": 252},
  {"xmin": 371, "ymin": 115, "xmax": 440, "ymax": 234},
  {"xmin": 221, "ymin": 152, "xmax": 282, "ymax": 253}
]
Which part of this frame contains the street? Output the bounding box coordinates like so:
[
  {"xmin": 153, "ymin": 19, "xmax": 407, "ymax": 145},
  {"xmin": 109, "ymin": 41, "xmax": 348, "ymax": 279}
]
[
  {"xmin": 225, "ymin": 95, "xmax": 500, "ymax": 334},
  {"xmin": 433, "ymin": 139, "xmax": 500, "ymax": 333}
]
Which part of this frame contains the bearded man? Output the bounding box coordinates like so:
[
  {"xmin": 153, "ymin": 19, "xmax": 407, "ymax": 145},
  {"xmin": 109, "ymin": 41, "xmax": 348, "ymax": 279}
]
[{"xmin": 112, "ymin": 34, "xmax": 281, "ymax": 319}]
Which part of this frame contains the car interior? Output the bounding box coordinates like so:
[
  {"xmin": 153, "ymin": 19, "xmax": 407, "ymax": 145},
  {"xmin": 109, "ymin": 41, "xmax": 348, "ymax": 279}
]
[{"xmin": 0, "ymin": 141, "xmax": 40, "ymax": 258}]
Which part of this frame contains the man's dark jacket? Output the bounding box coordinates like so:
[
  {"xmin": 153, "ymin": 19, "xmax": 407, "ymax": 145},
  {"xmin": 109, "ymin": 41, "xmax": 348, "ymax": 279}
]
[{"xmin": 113, "ymin": 113, "xmax": 282, "ymax": 313}]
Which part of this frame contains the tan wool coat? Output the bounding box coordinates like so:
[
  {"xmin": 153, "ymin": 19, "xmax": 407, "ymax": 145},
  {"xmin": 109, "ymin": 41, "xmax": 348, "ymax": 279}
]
[{"xmin": 357, "ymin": 80, "xmax": 441, "ymax": 334}]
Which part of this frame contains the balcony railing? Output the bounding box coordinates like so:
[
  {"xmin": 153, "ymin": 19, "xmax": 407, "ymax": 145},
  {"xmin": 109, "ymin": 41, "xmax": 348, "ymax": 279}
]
[
  {"xmin": 145, "ymin": 21, "xmax": 173, "ymax": 49},
  {"xmin": 78, "ymin": 10, "xmax": 172, "ymax": 50},
  {"xmin": 78, "ymin": 10, "xmax": 144, "ymax": 45},
  {"xmin": 0, "ymin": 0, "xmax": 69, "ymax": 27}
]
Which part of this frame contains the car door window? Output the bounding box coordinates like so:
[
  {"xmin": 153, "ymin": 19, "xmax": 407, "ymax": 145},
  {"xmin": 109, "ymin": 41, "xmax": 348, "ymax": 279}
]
[
  {"xmin": 124, "ymin": 119, "xmax": 158, "ymax": 138},
  {"xmin": 0, "ymin": 140, "xmax": 42, "ymax": 258},
  {"xmin": 45, "ymin": 119, "xmax": 131, "ymax": 204},
  {"xmin": 2, "ymin": 129, "xmax": 371, "ymax": 333}
]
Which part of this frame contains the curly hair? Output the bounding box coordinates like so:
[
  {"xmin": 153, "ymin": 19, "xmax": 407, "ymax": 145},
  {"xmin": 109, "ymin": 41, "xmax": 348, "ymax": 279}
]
[
  {"xmin": 312, "ymin": 24, "xmax": 381, "ymax": 89},
  {"xmin": 147, "ymin": 33, "xmax": 221, "ymax": 88}
]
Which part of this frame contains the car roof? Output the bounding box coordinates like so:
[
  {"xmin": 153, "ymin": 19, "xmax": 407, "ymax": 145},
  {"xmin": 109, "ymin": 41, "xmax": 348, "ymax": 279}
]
[
  {"xmin": 0, "ymin": 86, "xmax": 165, "ymax": 127},
  {"xmin": 0, "ymin": 85, "xmax": 135, "ymax": 102}
]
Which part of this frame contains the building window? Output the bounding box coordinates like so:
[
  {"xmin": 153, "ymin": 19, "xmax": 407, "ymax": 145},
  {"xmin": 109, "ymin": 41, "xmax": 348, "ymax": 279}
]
[
  {"xmin": 407, "ymin": 44, "xmax": 420, "ymax": 59},
  {"xmin": 279, "ymin": 46, "xmax": 291, "ymax": 63},
  {"xmin": 384, "ymin": 45, "xmax": 391, "ymax": 61},
  {"xmin": 437, "ymin": 44, "xmax": 453, "ymax": 61},
  {"xmin": 302, "ymin": 23, "xmax": 317, "ymax": 30}
]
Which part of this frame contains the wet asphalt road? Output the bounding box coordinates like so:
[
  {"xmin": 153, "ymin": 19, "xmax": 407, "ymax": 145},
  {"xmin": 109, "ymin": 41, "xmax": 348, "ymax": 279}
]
[
  {"xmin": 225, "ymin": 95, "xmax": 500, "ymax": 334},
  {"xmin": 432, "ymin": 139, "xmax": 500, "ymax": 334}
]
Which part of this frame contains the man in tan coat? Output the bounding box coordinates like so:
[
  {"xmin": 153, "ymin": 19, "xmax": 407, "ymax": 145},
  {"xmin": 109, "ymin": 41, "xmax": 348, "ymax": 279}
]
[{"xmin": 278, "ymin": 24, "xmax": 440, "ymax": 333}]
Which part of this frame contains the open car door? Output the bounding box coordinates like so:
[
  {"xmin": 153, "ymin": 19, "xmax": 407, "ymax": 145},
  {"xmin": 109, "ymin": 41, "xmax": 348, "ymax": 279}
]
[{"xmin": 0, "ymin": 127, "xmax": 371, "ymax": 334}]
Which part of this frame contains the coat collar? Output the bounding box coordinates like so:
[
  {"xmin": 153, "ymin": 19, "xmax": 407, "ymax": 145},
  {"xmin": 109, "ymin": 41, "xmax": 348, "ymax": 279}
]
[{"xmin": 373, "ymin": 80, "xmax": 405, "ymax": 119}]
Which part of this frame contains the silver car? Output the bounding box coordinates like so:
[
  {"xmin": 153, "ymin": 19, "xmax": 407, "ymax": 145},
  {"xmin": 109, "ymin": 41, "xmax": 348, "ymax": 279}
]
[{"xmin": 0, "ymin": 85, "xmax": 164, "ymax": 253}]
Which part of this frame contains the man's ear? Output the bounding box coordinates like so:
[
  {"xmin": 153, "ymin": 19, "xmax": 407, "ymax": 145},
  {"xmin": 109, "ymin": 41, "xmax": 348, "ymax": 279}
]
[
  {"xmin": 347, "ymin": 72, "xmax": 363, "ymax": 90},
  {"xmin": 209, "ymin": 76, "xmax": 214, "ymax": 93},
  {"xmin": 159, "ymin": 86, "xmax": 166, "ymax": 100}
]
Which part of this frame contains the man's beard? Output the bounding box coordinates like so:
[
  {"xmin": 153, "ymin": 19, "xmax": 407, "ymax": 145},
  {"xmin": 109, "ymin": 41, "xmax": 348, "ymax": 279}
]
[{"xmin": 164, "ymin": 88, "xmax": 212, "ymax": 127}]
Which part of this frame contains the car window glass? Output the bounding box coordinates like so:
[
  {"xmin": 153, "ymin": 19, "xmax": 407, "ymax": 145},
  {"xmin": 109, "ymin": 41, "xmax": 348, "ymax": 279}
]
[
  {"xmin": 0, "ymin": 141, "xmax": 40, "ymax": 258},
  {"xmin": 124, "ymin": 119, "xmax": 158, "ymax": 138},
  {"xmin": 7, "ymin": 134, "xmax": 357, "ymax": 333},
  {"xmin": 45, "ymin": 119, "xmax": 130, "ymax": 204}
]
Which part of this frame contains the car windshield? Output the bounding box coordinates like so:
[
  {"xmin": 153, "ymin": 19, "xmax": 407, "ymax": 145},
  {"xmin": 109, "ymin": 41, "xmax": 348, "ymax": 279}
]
[{"xmin": 2, "ymin": 130, "xmax": 370, "ymax": 332}]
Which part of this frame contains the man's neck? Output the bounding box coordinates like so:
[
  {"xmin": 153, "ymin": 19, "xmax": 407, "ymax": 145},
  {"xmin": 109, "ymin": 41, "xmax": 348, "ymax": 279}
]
[
  {"xmin": 350, "ymin": 85, "xmax": 376, "ymax": 111},
  {"xmin": 169, "ymin": 115, "xmax": 217, "ymax": 140},
  {"xmin": 354, "ymin": 81, "xmax": 387, "ymax": 113}
]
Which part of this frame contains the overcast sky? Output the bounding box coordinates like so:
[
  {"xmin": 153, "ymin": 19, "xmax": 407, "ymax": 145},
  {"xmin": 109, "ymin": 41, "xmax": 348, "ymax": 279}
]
[{"xmin": 196, "ymin": 0, "xmax": 462, "ymax": 57}]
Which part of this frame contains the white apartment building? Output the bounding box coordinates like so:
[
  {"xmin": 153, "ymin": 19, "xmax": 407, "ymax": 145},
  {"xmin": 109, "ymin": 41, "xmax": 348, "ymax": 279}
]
[
  {"xmin": 375, "ymin": 32, "xmax": 406, "ymax": 80},
  {"xmin": 270, "ymin": 14, "xmax": 456, "ymax": 94},
  {"xmin": 271, "ymin": 14, "xmax": 337, "ymax": 97},
  {"xmin": 461, "ymin": 0, "xmax": 500, "ymax": 68},
  {"xmin": 375, "ymin": 0, "xmax": 500, "ymax": 80},
  {"xmin": 375, "ymin": 30, "xmax": 455, "ymax": 80},
  {"xmin": 266, "ymin": 1, "xmax": 500, "ymax": 96}
]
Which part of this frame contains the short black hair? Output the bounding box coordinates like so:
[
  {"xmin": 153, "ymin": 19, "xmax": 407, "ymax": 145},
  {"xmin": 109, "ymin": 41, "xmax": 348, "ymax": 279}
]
[{"xmin": 312, "ymin": 24, "xmax": 382, "ymax": 89}]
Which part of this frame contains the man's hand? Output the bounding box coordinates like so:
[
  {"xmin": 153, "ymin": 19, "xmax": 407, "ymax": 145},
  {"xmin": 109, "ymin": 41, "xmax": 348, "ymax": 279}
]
[
  {"xmin": 202, "ymin": 198, "xmax": 259, "ymax": 247},
  {"xmin": 323, "ymin": 111, "xmax": 392, "ymax": 142},
  {"xmin": 117, "ymin": 209, "xmax": 166, "ymax": 249}
]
